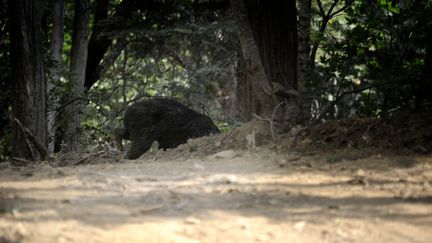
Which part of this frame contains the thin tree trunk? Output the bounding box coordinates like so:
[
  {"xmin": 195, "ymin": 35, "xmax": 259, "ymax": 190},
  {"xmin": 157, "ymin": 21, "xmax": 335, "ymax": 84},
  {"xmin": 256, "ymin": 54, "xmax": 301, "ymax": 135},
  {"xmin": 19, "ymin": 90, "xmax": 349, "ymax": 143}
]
[
  {"xmin": 297, "ymin": 0, "xmax": 312, "ymax": 121},
  {"xmin": 421, "ymin": 34, "xmax": 432, "ymax": 106},
  {"xmin": 8, "ymin": 0, "xmax": 47, "ymax": 160},
  {"xmin": 85, "ymin": 0, "xmax": 110, "ymax": 89},
  {"xmin": 298, "ymin": 0, "xmax": 311, "ymax": 94},
  {"xmin": 64, "ymin": 0, "xmax": 90, "ymax": 152},
  {"xmin": 48, "ymin": 0, "xmax": 65, "ymax": 155},
  {"xmin": 96, "ymin": 37, "xmax": 128, "ymax": 81},
  {"xmin": 236, "ymin": 49, "xmax": 257, "ymax": 121},
  {"xmin": 311, "ymin": 0, "xmax": 354, "ymax": 70},
  {"xmin": 230, "ymin": 0, "xmax": 277, "ymax": 117}
]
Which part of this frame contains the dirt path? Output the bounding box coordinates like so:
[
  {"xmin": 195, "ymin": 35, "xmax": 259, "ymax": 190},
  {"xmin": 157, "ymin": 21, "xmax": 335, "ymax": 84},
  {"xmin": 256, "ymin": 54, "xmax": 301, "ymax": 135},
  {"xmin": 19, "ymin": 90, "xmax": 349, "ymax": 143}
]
[{"xmin": 1, "ymin": 149, "xmax": 432, "ymax": 243}]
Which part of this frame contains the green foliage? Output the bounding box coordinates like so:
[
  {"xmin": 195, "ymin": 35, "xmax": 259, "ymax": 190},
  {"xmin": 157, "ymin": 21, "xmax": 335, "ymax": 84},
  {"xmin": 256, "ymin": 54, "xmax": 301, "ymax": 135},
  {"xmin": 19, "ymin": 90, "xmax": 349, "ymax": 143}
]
[
  {"xmin": 3, "ymin": 0, "xmax": 431, "ymax": 157},
  {"xmin": 79, "ymin": 14, "xmax": 238, "ymax": 148},
  {"xmin": 311, "ymin": 0, "xmax": 432, "ymax": 120}
]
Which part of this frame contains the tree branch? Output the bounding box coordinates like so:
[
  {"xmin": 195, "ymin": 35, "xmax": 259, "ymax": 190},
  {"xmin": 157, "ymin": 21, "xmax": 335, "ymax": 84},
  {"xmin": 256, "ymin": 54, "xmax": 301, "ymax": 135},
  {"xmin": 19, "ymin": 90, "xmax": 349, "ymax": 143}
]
[
  {"xmin": 329, "ymin": 0, "xmax": 354, "ymax": 18},
  {"xmin": 316, "ymin": 0, "xmax": 325, "ymax": 17},
  {"xmin": 313, "ymin": 85, "xmax": 374, "ymax": 124},
  {"xmin": 326, "ymin": 0, "xmax": 340, "ymax": 17}
]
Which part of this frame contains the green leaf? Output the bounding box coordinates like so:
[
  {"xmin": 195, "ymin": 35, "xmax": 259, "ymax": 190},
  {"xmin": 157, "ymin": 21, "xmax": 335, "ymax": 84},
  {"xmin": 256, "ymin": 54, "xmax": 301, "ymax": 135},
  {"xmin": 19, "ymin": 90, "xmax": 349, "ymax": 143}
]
[{"xmin": 377, "ymin": 0, "xmax": 399, "ymax": 13}]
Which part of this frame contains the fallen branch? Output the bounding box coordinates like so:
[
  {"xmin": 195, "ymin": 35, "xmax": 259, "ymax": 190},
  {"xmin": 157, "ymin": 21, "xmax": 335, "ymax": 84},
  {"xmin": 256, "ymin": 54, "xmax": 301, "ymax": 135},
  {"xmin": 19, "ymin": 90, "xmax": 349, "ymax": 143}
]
[
  {"xmin": 72, "ymin": 151, "xmax": 105, "ymax": 166},
  {"xmin": 11, "ymin": 115, "xmax": 49, "ymax": 160},
  {"xmin": 11, "ymin": 157, "xmax": 34, "ymax": 166},
  {"xmin": 24, "ymin": 128, "xmax": 48, "ymax": 160},
  {"xmin": 11, "ymin": 116, "xmax": 36, "ymax": 160}
]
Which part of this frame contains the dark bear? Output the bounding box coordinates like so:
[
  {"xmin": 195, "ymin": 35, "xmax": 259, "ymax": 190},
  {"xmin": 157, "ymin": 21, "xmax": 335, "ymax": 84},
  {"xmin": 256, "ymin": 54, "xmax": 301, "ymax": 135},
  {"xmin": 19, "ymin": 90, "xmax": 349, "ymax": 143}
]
[{"xmin": 114, "ymin": 98, "xmax": 220, "ymax": 159}]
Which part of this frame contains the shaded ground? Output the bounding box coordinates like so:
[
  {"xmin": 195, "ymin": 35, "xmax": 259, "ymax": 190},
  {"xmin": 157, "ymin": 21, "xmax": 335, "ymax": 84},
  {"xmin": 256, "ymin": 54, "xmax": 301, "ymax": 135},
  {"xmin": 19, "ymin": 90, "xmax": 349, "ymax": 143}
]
[{"xmin": 1, "ymin": 115, "xmax": 432, "ymax": 242}]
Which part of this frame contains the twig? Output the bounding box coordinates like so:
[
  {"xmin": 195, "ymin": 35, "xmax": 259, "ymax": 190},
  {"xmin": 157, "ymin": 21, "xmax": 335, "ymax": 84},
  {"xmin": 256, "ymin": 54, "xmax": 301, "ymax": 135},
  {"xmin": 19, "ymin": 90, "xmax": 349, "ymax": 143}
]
[
  {"xmin": 271, "ymin": 102, "xmax": 287, "ymax": 121},
  {"xmin": 363, "ymin": 120, "xmax": 378, "ymax": 140},
  {"xmin": 316, "ymin": 0, "xmax": 325, "ymax": 17},
  {"xmin": 253, "ymin": 101, "xmax": 288, "ymax": 141},
  {"xmin": 311, "ymin": 0, "xmax": 354, "ymax": 67},
  {"xmin": 329, "ymin": 0, "xmax": 354, "ymax": 18},
  {"xmin": 152, "ymin": 149, "xmax": 159, "ymax": 161},
  {"xmin": 253, "ymin": 113, "xmax": 275, "ymax": 141},
  {"xmin": 326, "ymin": 0, "xmax": 340, "ymax": 17},
  {"xmin": 52, "ymin": 96, "xmax": 89, "ymax": 112}
]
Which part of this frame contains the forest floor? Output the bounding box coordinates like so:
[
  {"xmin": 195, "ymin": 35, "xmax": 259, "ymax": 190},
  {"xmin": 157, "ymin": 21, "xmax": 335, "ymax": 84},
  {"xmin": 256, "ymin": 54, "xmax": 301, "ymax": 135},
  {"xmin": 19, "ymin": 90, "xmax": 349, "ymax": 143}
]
[{"xmin": 1, "ymin": 114, "xmax": 432, "ymax": 243}]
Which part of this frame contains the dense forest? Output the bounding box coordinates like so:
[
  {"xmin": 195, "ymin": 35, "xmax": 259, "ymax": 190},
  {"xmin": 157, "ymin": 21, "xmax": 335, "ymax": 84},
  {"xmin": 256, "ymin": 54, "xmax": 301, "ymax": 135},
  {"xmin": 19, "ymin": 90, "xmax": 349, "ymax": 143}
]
[{"xmin": 0, "ymin": 0, "xmax": 431, "ymax": 161}]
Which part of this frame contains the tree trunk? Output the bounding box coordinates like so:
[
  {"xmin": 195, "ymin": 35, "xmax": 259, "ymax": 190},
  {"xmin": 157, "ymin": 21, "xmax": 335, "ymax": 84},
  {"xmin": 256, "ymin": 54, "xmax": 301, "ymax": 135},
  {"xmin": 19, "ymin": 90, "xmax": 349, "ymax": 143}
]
[
  {"xmin": 417, "ymin": 0, "xmax": 432, "ymax": 109},
  {"xmin": 297, "ymin": 0, "xmax": 312, "ymax": 121},
  {"xmin": 417, "ymin": 27, "xmax": 432, "ymax": 109},
  {"xmin": 8, "ymin": 0, "xmax": 47, "ymax": 160},
  {"xmin": 245, "ymin": 0, "xmax": 298, "ymax": 91},
  {"xmin": 48, "ymin": 0, "xmax": 65, "ymax": 155},
  {"xmin": 233, "ymin": 0, "xmax": 299, "ymax": 122},
  {"xmin": 297, "ymin": 0, "xmax": 311, "ymax": 93},
  {"xmin": 236, "ymin": 49, "xmax": 258, "ymax": 121},
  {"xmin": 230, "ymin": 0, "xmax": 277, "ymax": 117},
  {"xmin": 85, "ymin": 0, "xmax": 110, "ymax": 89},
  {"xmin": 64, "ymin": 0, "xmax": 90, "ymax": 152}
]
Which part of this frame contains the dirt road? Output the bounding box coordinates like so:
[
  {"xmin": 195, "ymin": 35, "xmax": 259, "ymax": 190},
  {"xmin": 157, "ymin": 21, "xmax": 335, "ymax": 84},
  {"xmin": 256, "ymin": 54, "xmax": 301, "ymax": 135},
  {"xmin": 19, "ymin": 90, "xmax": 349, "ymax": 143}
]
[{"xmin": 1, "ymin": 149, "xmax": 432, "ymax": 243}]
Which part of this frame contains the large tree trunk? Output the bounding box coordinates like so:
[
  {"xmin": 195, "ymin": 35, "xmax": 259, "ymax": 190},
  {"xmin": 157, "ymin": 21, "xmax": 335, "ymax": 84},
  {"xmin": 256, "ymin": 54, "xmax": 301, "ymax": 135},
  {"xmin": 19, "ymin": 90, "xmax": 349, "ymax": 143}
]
[
  {"xmin": 0, "ymin": 0, "xmax": 10, "ymax": 158},
  {"xmin": 233, "ymin": 0, "xmax": 299, "ymax": 121},
  {"xmin": 231, "ymin": 0, "xmax": 277, "ymax": 117},
  {"xmin": 64, "ymin": 0, "xmax": 90, "ymax": 152},
  {"xmin": 8, "ymin": 0, "xmax": 47, "ymax": 160},
  {"xmin": 245, "ymin": 0, "xmax": 298, "ymax": 91},
  {"xmin": 47, "ymin": 0, "xmax": 65, "ymax": 155}
]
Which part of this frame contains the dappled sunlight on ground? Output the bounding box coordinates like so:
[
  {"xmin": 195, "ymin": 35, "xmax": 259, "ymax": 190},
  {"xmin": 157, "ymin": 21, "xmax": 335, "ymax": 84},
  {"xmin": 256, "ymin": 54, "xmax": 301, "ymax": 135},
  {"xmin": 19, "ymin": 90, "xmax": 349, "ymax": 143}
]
[{"xmin": 1, "ymin": 149, "xmax": 431, "ymax": 242}]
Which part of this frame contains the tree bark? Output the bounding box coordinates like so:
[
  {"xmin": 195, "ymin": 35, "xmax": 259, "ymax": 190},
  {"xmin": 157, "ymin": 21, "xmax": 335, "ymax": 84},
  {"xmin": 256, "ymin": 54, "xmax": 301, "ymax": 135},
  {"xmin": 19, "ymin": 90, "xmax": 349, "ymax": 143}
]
[
  {"xmin": 236, "ymin": 49, "xmax": 258, "ymax": 121},
  {"xmin": 8, "ymin": 0, "xmax": 47, "ymax": 160},
  {"xmin": 297, "ymin": 0, "xmax": 311, "ymax": 94},
  {"xmin": 245, "ymin": 0, "xmax": 298, "ymax": 91},
  {"xmin": 297, "ymin": 0, "xmax": 312, "ymax": 121},
  {"xmin": 64, "ymin": 0, "xmax": 90, "ymax": 152},
  {"xmin": 47, "ymin": 0, "xmax": 65, "ymax": 155},
  {"xmin": 422, "ymin": 33, "xmax": 432, "ymax": 104},
  {"xmin": 231, "ymin": 0, "xmax": 277, "ymax": 117},
  {"xmin": 233, "ymin": 0, "xmax": 299, "ymax": 122},
  {"xmin": 85, "ymin": 0, "xmax": 110, "ymax": 89}
]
